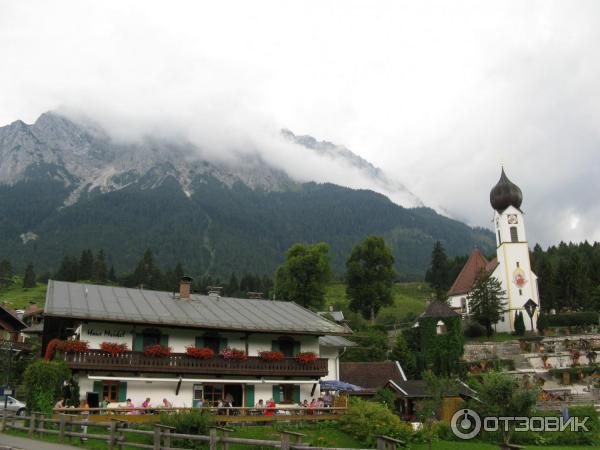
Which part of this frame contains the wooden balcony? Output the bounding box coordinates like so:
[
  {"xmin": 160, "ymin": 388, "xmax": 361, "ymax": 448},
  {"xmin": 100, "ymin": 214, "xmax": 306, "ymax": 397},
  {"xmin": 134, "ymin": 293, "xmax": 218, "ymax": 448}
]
[{"xmin": 62, "ymin": 350, "xmax": 328, "ymax": 377}]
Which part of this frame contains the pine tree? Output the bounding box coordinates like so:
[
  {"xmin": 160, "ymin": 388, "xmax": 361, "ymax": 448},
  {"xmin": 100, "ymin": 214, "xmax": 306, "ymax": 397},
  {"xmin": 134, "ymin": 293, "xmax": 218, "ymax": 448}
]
[
  {"xmin": 467, "ymin": 269, "xmax": 506, "ymax": 337},
  {"xmin": 0, "ymin": 259, "xmax": 13, "ymax": 279},
  {"xmin": 346, "ymin": 236, "xmax": 396, "ymax": 323},
  {"xmin": 93, "ymin": 250, "xmax": 108, "ymax": 283},
  {"xmin": 78, "ymin": 249, "xmax": 95, "ymax": 280},
  {"xmin": 108, "ymin": 266, "xmax": 117, "ymax": 282},
  {"xmin": 132, "ymin": 249, "xmax": 162, "ymax": 290},
  {"xmin": 22, "ymin": 263, "xmax": 36, "ymax": 288},
  {"xmin": 425, "ymin": 241, "xmax": 449, "ymax": 301},
  {"xmin": 55, "ymin": 255, "xmax": 79, "ymax": 282},
  {"xmin": 390, "ymin": 332, "xmax": 417, "ymax": 379}
]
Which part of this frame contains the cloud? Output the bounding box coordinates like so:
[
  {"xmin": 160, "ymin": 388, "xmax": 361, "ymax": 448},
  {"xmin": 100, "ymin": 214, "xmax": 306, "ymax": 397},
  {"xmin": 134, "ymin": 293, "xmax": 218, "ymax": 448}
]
[{"xmin": 1, "ymin": 0, "xmax": 599, "ymax": 247}]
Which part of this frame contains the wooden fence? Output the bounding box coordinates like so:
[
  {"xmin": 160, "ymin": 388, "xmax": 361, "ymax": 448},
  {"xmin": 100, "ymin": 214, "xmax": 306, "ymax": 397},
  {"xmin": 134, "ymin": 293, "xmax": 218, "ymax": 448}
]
[
  {"xmin": 52, "ymin": 406, "xmax": 348, "ymax": 424},
  {"xmin": 0, "ymin": 411, "xmax": 406, "ymax": 450}
]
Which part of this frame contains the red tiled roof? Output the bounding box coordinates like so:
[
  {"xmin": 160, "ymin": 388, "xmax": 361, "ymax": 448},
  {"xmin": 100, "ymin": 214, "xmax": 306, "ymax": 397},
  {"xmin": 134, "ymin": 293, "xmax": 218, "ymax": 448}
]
[
  {"xmin": 339, "ymin": 362, "xmax": 404, "ymax": 390},
  {"xmin": 447, "ymin": 249, "xmax": 495, "ymax": 297}
]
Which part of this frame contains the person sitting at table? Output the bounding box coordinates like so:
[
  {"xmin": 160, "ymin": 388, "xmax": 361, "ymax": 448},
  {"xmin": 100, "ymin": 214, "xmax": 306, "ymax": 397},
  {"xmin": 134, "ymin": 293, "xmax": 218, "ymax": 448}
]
[
  {"xmin": 162, "ymin": 398, "xmax": 173, "ymax": 408},
  {"xmin": 54, "ymin": 398, "xmax": 65, "ymax": 409},
  {"xmin": 100, "ymin": 396, "xmax": 110, "ymax": 409},
  {"xmin": 265, "ymin": 398, "xmax": 276, "ymax": 416},
  {"xmin": 125, "ymin": 399, "xmax": 138, "ymax": 415},
  {"xmin": 322, "ymin": 391, "xmax": 332, "ymax": 408},
  {"xmin": 141, "ymin": 397, "xmax": 151, "ymax": 413},
  {"xmin": 301, "ymin": 399, "xmax": 309, "ymax": 408},
  {"xmin": 308, "ymin": 398, "xmax": 317, "ymax": 415}
]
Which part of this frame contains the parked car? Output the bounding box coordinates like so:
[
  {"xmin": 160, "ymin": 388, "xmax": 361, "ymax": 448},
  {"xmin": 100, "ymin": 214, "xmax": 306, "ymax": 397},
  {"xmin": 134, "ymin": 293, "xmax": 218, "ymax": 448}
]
[{"xmin": 0, "ymin": 396, "xmax": 26, "ymax": 416}]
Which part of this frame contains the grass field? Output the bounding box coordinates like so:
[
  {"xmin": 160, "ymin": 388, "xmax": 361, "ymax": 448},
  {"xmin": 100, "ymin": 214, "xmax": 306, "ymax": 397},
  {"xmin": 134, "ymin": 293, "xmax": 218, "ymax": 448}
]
[
  {"xmin": 0, "ymin": 278, "xmax": 47, "ymax": 310},
  {"xmin": 411, "ymin": 441, "xmax": 600, "ymax": 450},
  {"xmin": 325, "ymin": 282, "xmax": 431, "ymax": 327}
]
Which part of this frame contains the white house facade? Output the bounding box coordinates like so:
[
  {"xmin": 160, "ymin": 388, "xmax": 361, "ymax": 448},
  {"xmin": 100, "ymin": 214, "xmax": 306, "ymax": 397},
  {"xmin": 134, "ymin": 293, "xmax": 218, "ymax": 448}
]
[
  {"xmin": 448, "ymin": 168, "xmax": 541, "ymax": 333},
  {"xmin": 42, "ymin": 279, "xmax": 353, "ymax": 408}
]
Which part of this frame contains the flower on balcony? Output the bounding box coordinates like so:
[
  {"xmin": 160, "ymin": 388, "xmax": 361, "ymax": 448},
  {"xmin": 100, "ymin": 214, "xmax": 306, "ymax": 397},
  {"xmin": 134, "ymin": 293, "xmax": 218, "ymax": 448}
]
[
  {"xmin": 258, "ymin": 350, "xmax": 284, "ymax": 362},
  {"xmin": 144, "ymin": 344, "xmax": 172, "ymax": 357},
  {"xmin": 219, "ymin": 347, "xmax": 247, "ymax": 360},
  {"xmin": 185, "ymin": 346, "xmax": 215, "ymax": 359},
  {"xmin": 100, "ymin": 342, "xmax": 130, "ymax": 355},
  {"xmin": 296, "ymin": 351, "xmax": 318, "ymax": 365},
  {"xmin": 62, "ymin": 340, "xmax": 90, "ymax": 353}
]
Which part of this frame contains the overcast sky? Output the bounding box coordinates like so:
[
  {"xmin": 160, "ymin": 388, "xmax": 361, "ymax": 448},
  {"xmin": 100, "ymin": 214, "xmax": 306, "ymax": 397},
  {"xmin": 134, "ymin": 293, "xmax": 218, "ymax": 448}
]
[{"xmin": 1, "ymin": 1, "xmax": 599, "ymax": 247}]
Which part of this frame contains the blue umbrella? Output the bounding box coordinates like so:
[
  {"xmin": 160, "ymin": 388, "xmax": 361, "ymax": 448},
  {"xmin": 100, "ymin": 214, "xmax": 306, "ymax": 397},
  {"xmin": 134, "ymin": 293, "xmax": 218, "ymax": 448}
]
[{"xmin": 319, "ymin": 380, "xmax": 363, "ymax": 391}]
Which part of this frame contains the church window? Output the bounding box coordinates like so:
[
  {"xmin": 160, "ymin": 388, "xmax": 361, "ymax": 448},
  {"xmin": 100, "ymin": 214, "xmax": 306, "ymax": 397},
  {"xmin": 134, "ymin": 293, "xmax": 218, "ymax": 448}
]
[
  {"xmin": 516, "ymin": 262, "xmax": 520, "ymax": 268},
  {"xmin": 519, "ymin": 289, "xmax": 522, "ymax": 295},
  {"xmin": 510, "ymin": 227, "xmax": 518, "ymax": 242}
]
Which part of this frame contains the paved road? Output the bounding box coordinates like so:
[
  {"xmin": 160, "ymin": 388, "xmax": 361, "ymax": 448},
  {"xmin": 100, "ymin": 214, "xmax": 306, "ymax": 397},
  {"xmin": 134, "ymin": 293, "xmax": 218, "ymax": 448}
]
[{"xmin": 0, "ymin": 432, "xmax": 81, "ymax": 449}]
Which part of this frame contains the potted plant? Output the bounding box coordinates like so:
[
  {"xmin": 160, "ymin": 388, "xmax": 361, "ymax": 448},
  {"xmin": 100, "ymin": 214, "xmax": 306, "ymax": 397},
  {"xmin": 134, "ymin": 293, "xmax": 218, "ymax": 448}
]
[
  {"xmin": 144, "ymin": 344, "xmax": 172, "ymax": 357},
  {"xmin": 62, "ymin": 340, "xmax": 90, "ymax": 353},
  {"xmin": 296, "ymin": 351, "xmax": 318, "ymax": 365},
  {"xmin": 219, "ymin": 347, "xmax": 247, "ymax": 360},
  {"xmin": 258, "ymin": 351, "xmax": 284, "ymax": 362},
  {"xmin": 100, "ymin": 342, "xmax": 129, "ymax": 355},
  {"xmin": 185, "ymin": 346, "xmax": 215, "ymax": 359}
]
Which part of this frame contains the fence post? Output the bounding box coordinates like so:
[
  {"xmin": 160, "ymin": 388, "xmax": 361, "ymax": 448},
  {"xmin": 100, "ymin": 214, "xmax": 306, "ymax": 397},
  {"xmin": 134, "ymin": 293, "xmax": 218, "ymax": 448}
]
[
  {"xmin": 39, "ymin": 412, "xmax": 45, "ymax": 436},
  {"xmin": 153, "ymin": 425, "xmax": 162, "ymax": 450},
  {"xmin": 280, "ymin": 433, "xmax": 290, "ymax": 450},
  {"xmin": 28, "ymin": 412, "xmax": 36, "ymax": 437},
  {"xmin": 222, "ymin": 429, "xmax": 230, "ymax": 450},
  {"xmin": 108, "ymin": 421, "xmax": 117, "ymax": 450},
  {"xmin": 164, "ymin": 428, "xmax": 172, "ymax": 448},
  {"xmin": 59, "ymin": 414, "xmax": 66, "ymax": 443},
  {"xmin": 377, "ymin": 437, "xmax": 387, "ymax": 450},
  {"xmin": 210, "ymin": 427, "xmax": 218, "ymax": 450},
  {"xmin": 0, "ymin": 409, "xmax": 6, "ymax": 432}
]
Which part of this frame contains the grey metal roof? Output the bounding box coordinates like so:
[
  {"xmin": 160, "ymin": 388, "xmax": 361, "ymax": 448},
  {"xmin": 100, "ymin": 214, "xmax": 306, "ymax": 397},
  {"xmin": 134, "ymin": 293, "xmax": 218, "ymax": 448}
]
[
  {"xmin": 44, "ymin": 280, "xmax": 349, "ymax": 335},
  {"xmin": 319, "ymin": 335, "xmax": 357, "ymax": 347}
]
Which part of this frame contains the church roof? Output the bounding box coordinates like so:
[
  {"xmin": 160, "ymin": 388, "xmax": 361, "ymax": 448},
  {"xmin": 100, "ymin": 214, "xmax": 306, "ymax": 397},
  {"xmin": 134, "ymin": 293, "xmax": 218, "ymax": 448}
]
[
  {"xmin": 490, "ymin": 168, "xmax": 523, "ymax": 212},
  {"xmin": 447, "ymin": 249, "xmax": 497, "ymax": 297}
]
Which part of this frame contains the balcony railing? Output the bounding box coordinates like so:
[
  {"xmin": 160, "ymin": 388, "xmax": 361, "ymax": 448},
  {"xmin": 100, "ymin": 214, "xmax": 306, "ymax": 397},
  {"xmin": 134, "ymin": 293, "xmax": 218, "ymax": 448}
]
[{"xmin": 62, "ymin": 350, "xmax": 328, "ymax": 377}]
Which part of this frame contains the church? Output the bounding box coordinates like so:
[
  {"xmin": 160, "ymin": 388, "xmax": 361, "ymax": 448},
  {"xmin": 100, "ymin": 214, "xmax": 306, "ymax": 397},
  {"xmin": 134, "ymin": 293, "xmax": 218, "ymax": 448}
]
[{"xmin": 447, "ymin": 168, "xmax": 540, "ymax": 333}]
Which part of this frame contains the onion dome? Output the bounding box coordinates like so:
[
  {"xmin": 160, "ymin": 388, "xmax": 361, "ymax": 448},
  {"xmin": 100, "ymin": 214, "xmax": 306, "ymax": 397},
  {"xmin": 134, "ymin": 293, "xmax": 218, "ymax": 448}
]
[{"xmin": 490, "ymin": 168, "xmax": 523, "ymax": 211}]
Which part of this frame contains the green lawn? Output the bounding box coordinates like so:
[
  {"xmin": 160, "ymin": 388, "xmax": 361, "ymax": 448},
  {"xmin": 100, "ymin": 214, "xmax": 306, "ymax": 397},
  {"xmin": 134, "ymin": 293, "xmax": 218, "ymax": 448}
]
[
  {"xmin": 464, "ymin": 332, "xmax": 520, "ymax": 344},
  {"xmin": 325, "ymin": 282, "xmax": 431, "ymax": 327},
  {"xmin": 412, "ymin": 441, "xmax": 600, "ymax": 450},
  {"xmin": 0, "ymin": 278, "xmax": 47, "ymax": 310}
]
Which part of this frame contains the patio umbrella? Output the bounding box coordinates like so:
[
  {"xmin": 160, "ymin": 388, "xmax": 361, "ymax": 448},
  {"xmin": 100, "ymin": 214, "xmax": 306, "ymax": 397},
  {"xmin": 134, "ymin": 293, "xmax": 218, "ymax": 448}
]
[{"xmin": 319, "ymin": 380, "xmax": 363, "ymax": 391}]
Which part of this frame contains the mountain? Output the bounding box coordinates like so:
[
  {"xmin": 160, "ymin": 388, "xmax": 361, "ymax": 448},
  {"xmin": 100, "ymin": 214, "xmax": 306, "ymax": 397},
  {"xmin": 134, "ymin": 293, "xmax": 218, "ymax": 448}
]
[{"xmin": 0, "ymin": 112, "xmax": 495, "ymax": 278}]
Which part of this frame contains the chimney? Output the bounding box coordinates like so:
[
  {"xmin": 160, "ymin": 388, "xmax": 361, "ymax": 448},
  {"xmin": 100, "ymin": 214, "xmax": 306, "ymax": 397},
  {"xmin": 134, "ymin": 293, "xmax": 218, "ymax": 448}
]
[{"xmin": 179, "ymin": 276, "xmax": 193, "ymax": 299}]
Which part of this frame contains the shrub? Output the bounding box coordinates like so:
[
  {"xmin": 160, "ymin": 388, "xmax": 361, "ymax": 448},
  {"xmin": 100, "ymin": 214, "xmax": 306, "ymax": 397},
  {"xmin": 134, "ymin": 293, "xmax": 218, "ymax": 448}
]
[
  {"xmin": 296, "ymin": 352, "xmax": 318, "ymax": 364},
  {"xmin": 537, "ymin": 313, "xmax": 549, "ymax": 332},
  {"xmin": 545, "ymin": 311, "xmax": 599, "ymax": 327},
  {"xmin": 159, "ymin": 411, "xmax": 213, "ymax": 449},
  {"xmin": 338, "ymin": 398, "xmax": 413, "ymax": 446},
  {"xmin": 219, "ymin": 347, "xmax": 247, "ymax": 360},
  {"xmin": 23, "ymin": 360, "xmax": 71, "ymax": 414},
  {"xmin": 258, "ymin": 350, "xmax": 284, "ymax": 361},
  {"xmin": 185, "ymin": 346, "xmax": 215, "ymax": 359},
  {"xmin": 373, "ymin": 388, "xmax": 396, "ymax": 410},
  {"xmin": 100, "ymin": 342, "xmax": 130, "ymax": 355},
  {"xmin": 514, "ymin": 312, "xmax": 526, "ymax": 336},
  {"xmin": 464, "ymin": 322, "xmax": 486, "ymax": 338},
  {"xmin": 144, "ymin": 344, "xmax": 172, "ymax": 357}
]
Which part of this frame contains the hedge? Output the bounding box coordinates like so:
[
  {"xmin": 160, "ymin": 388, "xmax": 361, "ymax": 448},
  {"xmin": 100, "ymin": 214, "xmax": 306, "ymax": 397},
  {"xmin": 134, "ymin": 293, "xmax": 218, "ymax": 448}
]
[{"xmin": 541, "ymin": 312, "xmax": 599, "ymax": 328}]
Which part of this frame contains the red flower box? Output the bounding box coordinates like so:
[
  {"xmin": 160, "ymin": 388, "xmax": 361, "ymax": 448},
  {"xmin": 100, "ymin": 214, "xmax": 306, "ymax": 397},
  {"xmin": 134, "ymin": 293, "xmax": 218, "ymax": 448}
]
[
  {"xmin": 296, "ymin": 352, "xmax": 318, "ymax": 365},
  {"xmin": 185, "ymin": 346, "xmax": 215, "ymax": 359},
  {"xmin": 219, "ymin": 347, "xmax": 247, "ymax": 360},
  {"xmin": 259, "ymin": 351, "xmax": 284, "ymax": 362},
  {"xmin": 62, "ymin": 340, "xmax": 90, "ymax": 353},
  {"xmin": 144, "ymin": 344, "xmax": 172, "ymax": 357},
  {"xmin": 100, "ymin": 342, "xmax": 130, "ymax": 355}
]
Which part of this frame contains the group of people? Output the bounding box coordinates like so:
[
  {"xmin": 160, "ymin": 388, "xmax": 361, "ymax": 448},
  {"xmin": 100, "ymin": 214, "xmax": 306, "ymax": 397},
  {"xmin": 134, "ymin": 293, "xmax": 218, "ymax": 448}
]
[
  {"xmin": 252, "ymin": 393, "xmax": 333, "ymax": 416},
  {"xmin": 95, "ymin": 396, "xmax": 173, "ymax": 414}
]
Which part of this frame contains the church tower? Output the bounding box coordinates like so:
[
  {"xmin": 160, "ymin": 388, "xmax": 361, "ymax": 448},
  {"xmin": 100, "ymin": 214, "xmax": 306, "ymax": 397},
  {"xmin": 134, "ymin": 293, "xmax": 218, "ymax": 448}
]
[{"xmin": 490, "ymin": 168, "xmax": 540, "ymax": 332}]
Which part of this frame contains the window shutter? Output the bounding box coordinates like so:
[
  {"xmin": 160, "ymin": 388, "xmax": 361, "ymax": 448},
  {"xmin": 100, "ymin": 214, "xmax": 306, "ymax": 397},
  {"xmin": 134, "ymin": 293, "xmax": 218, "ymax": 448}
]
[
  {"xmin": 293, "ymin": 385, "xmax": 301, "ymax": 404},
  {"xmin": 160, "ymin": 335, "xmax": 169, "ymax": 347},
  {"xmin": 133, "ymin": 334, "xmax": 144, "ymax": 352},
  {"xmin": 293, "ymin": 342, "xmax": 301, "ymax": 356},
  {"xmin": 245, "ymin": 385, "xmax": 255, "ymax": 407},
  {"xmin": 93, "ymin": 381, "xmax": 102, "ymax": 395},
  {"xmin": 195, "ymin": 336, "xmax": 204, "ymax": 348},
  {"xmin": 219, "ymin": 338, "xmax": 228, "ymax": 352},
  {"xmin": 118, "ymin": 382, "xmax": 128, "ymax": 402},
  {"xmin": 271, "ymin": 340, "xmax": 280, "ymax": 351},
  {"xmin": 272, "ymin": 385, "xmax": 281, "ymax": 403}
]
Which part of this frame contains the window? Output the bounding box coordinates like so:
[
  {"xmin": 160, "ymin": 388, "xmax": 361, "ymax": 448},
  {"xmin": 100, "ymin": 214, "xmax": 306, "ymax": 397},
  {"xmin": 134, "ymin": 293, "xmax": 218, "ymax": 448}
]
[
  {"xmin": 193, "ymin": 384, "xmax": 203, "ymax": 407},
  {"xmin": 102, "ymin": 381, "xmax": 119, "ymax": 402},
  {"xmin": 272, "ymin": 337, "xmax": 300, "ymax": 357},
  {"xmin": 203, "ymin": 384, "xmax": 224, "ymax": 406},
  {"xmin": 516, "ymin": 262, "xmax": 520, "ymax": 268},
  {"xmin": 519, "ymin": 289, "xmax": 523, "ymax": 295},
  {"xmin": 274, "ymin": 384, "xmax": 300, "ymax": 404},
  {"xmin": 510, "ymin": 226, "xmax": 518, "ymax": 242},
  {"xmin": 203, "ymin": 336, "xmax": 221, "ymax": 353},
  {"xmin": 142, "ymin": 333, "xmax": 160, "ymax": 348}
]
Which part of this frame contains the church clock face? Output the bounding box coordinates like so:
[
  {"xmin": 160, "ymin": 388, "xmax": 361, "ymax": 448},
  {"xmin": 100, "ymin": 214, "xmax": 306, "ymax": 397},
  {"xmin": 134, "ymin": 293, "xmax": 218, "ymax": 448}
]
[{"xmin": 507, "ymin": 214, "xmax": 518, "ymax": 224}]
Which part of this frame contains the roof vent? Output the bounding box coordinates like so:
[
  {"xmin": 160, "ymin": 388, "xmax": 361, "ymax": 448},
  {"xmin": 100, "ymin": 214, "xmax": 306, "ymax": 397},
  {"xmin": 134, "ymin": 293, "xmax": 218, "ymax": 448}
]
[{"xmin": 247, "ymin": 291, "xmax": 263, "ymax": 299}]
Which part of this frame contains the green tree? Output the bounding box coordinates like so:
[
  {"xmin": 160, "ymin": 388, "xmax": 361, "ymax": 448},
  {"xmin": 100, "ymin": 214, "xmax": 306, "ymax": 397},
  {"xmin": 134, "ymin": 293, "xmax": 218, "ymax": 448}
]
[
  {"xmin": 341, "ymin": 329, "xmax": 389, "ymax": 362},
  {"xmin": 346, "ymin": 236, "xmax": 396, "ymax": 323},
  {"xmin": 78, "ymin": 249, "xmax": 94, "ymax": 280},
  {"xmin": 132, "ymin": 249, "xmax": 163, "ymax": 290},
  {"xmin": 23, "ymin": 360, "xmax": 71, "ymax": 414},
  {"xmin": 108, "ymin": 265, "xmax": 117, "ymax": 282},
  {"xmin": 467, "ymin": 269, "xmax": 506, "ymax": 337},
  {"xmin": 0, "ymin": 259, "xmax": 12, "ymax": 279},
  {"xmin": 390, "ymin": 332, "xmax": 417, "ymax": 379},
  {"xmin": 93, "ymin": 249, "xmax": 108, "ymax": 282},
  {"xmin": 418, "ymin": 371, "xmax": 455, "ymax": 450},
  {"xmin": 54, "ymin": 255, "xmax": 79, "ymax": 282},
  {"xmin": 274, "ymin": 242, "xmax": 332, "ymax": 309},
  {"xmin": 22, "ymin": 263, "xmax": 36, "ymax": 288},
  {"xmin": 514, "ymin": 311, "xmax": 526, "ymax": 336},
  {"xmin": 373, "ymin": 388, "xmax": 396, "ymax": 410},
  {"xmin": 425, "ymin": 241, "xmax": 449, "ymax": 301},
  {"xmin": 469, "ymin": 372, "xmax": 538, "ymax": 444}
]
